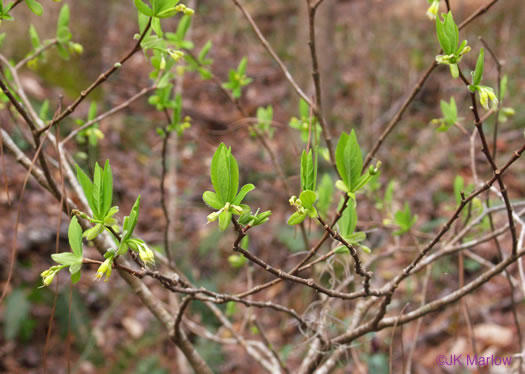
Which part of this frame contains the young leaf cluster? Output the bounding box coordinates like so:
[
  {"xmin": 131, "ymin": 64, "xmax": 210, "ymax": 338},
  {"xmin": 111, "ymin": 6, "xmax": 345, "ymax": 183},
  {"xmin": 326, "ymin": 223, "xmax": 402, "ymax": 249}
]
[
  {"xmin": 289, "ymin": 99, "xmax": 321, "ymax": 145},
  {"xmin": 134, "ymin": 2, "xmax": 195, "ymax": 83},
  {"xmin": 250, "ymin": 105, "xmax": 274, "ymax": 139},
  {"xmin": 287, "ymin": 149, "xmax": 318, "ymax": 226},
  {"xmin": 468, "ymin": 48, "xmax": 498, "ymax": 110},
  {"xmin": 222, "ymin": 57, "xmax": 252, "ymax": 99},
  {"xmin": 56, "ymin": 5, "xmax": 83, "ymax": 61},
  {"xmin": 203, "ymin": 143, "xmax": 260, "ymax": 231},
  {"xmin": 393, "ymin": 203, "xmax": 418, "ymax": 236},
  {"xmin": 0, "ymin": 2, "xmax": 15, "ymax": 22},
  {"xmin": 498, "ymin": 75, "xmax": 515, "ymax": 123},
  {"xmin": 335, "ymin": 130, "xmax": 380, "ymax": 196},
  {"xmin": 41, "ymin": 217, "xmax": 84, "ymax": 286},
  {"xmin": 155, "ymin": 94, "xmax": 191, "ymax": 138},
  {"xmin": 431, "ymin": 97, "xmax": 459, "ymax": 132},
  {"xmin": 435, "ymin": 11, "xmax": 470, "ymax": 78},
  {"xmin": 184, "ymin": 40, "xmax": 214, "ymax": 80},
  {"xmin": 334, "ymin": 199, "xmax": 370, "ymax": 254},
  {"xmin": 76, "ymin": 161, "xmax": 117, "ymax": 240},
  {"xmin": 42, "ymin": 161, "xmax": 155, "ymax": 286},
  {"xmin": 75, "ymin": 102, "xmax": 104, "ymax": 146}
]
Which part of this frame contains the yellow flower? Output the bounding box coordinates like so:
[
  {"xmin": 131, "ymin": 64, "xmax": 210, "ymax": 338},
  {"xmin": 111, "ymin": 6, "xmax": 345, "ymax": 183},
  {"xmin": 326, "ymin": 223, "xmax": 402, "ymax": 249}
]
[
  {"xmin": 426, "ymin": 0, "xmax": 439, "ymax": 20},
  {"xmin": 95, "ymin": 258, "xmax": 113, "ymax": 282},
  {"xmin": 477, "ymin": 85, "xmax": 498, "ymax": 110}
]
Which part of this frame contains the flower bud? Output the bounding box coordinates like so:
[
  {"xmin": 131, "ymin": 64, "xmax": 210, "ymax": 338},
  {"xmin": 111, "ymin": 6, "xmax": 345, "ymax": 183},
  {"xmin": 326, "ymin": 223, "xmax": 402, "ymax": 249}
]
[
  {"xmin": 138, "ymin": 244, "xmax": 155, "ymax": 264},
  {"xmin": 168, "ymin": 49, "xmax": 184, "ymax": 62},
  {"xmin": 231, "ymin": 204, "xmax": 244, "ymax": 215},
  {"xmin": 95, "ymin": 258, "xmax": 112, "ymax": 281},
  {"xmin": 70, "ymin": 42, "xmax": 84, "ymax": 54},
  {"xmin": 207, "ymin": 211, "xmax": 221, "ymax": 223},
  {"xmin": 43, "ymin": 272, "xmax": 55, "ymax": 286},
  {"xmin": 426, "ymin": 0, "xmax": 439, "ymax": 20}
]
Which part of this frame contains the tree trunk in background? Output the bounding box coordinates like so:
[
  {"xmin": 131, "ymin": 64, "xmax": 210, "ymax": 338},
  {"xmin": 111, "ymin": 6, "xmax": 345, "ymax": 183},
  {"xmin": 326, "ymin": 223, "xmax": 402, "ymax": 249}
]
[{"xmin": 296, "ymin": 0, "xmax": 337, "ymax": 118}]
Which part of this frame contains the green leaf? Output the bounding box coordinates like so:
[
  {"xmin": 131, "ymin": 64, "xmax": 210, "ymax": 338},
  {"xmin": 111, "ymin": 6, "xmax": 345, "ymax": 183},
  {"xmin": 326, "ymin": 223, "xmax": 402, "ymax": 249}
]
[
  {"xmin": 102, "ymin": 160, "xmax": 113, "ymax": 218},
  {"xmin": 177, "ymin": 15, "xmax": 192, "ymax": 39},
  {"xmin": 287, "ymin": 211, "xmax": 306, "ymax": 225},
  {"xmin": 71, "ymin": 271, "xmax": 81, "ymax": 284},
  {"xmin": 335, "ymin": 130, "xmax": 363, "ymax": 192},
  {"xmin": 151, "ymin": 17, "xmax": 163, "ymax": 36},
  {"xmin": 300, "ymin": 149, "xmax": 317, "ymax": 192},
  {"xmin": 334, "ymin": 246, "xmax": 350, "ymax": 255},
  {"xmin": 68, "ymin": 217, "xmax": 83, "ymax": 257},
  {"xmin": 123, "ymin": 195, "xmax": 141, "ymax": 242},
  {"xmin": 394, "ymin": 203, "xmax": 417, "ymax": 235},
  {"xmin": 500, "ymin": 74, "xmax": 508, "ymax": 101},
  {"xmin": 338, "ymin": 200, "xmax": 357, "ymax": 237},
  {"xmin": 69, "ymin": 262, "xmax": 82, "ymax": 274},
  {"xmin": 88, "ymin": 102, "xmax": 97, "ymax": 121},
  {"xmin": 345, "ymin": 231, "xmax": 366, "ymax": 243},
  {"xmin": 75, "ymin": 165, "xmax": 95, "ymax": 216},
  {"xmin": 29, "ymin": 25, "xmax": 40, "ymax": 49},
  {"xmin": 25, "ymin": 0, "xmax": 43, "ymax": 16},
  {"xmin": 57, "ymin": 4, "xmax": 70, "ymax": 28},
  {"xmin": 238, "ymin": 57, "xmax": 247, "ymax": 75},
  {"xmin": 56, "ymin": 5, "xmax": 71, "ymax": 44},
  {"xmin": 299, "ymin": 190, "xmax": 317, "ymax": 210},
  {"xmin": 92, "ymin": 163, "xmax": 103, "ymax": 218},
  {"xmin": 52, "ymin": 252, "xmax": 82, "ymax": 266},
  {"xmin": 436, "ymin": 11, "xmax": 457, "ymax": 55},
  {"xmin": 210, "ymin": 143, "xmax": 239, "ymax": 203},
  {"xmin": 0, "ymin": 33, "xmax": 7, "ymax": 49},
  {"xmin": 253, "ymin": 210, "xmax": 271, "ymax": 226},
  {"xmin": 233, "ymin": 184, "xmax": 255, "ymax": 205},
  {"xmin": 203, "ymin": 191, "xmax": 223, "ymax": 210},
  {"xmin": 198, "ymin": 40, "xmax": 212, "ymax": 62},
  {"xmin": 454, "ymin": 175, "xmax": 464, "ymax": 205},
  {"xmin": 218, "ymin": 210, "xmax": 232, "ymax": 231},
  {"xmin": 359, "ymin": 245, "xmax": 371, "ymax": 254},
  {"xmin": 4, "ymin": 289, "xmax": 31, "ymax": 340},
  {"xmin": 134, "ymin": 0, "xmax": 153, "ymax": 16},
  {"xmin": 472, "ymin": 47, "xmax": 484, "ymax": 86},
  {"xmin": 56, "ymin": 42, "xmax": 70, "ymax": 60}
]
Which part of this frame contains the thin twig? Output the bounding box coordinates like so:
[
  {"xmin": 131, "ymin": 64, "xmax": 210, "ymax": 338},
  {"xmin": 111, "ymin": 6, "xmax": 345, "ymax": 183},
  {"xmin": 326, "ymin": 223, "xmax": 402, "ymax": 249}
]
[
  {"xmin": 253, "ymin": 318, "xmax": 290, "ymax": 374},
  {"xmin": 61, "ymin": 85, "xmax": 156, "ymax": 145},
  {"xmin": 37, "ymin": 18, "xmax": 153, "ymax": 135},
  {"xmin": 363, "ymin": 0, "xmax": 501, "ymax": 169}
]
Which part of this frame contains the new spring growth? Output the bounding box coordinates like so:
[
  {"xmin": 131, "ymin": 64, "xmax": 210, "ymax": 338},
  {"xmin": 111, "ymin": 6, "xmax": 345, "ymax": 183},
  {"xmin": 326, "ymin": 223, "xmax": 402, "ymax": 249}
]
[
  {"xmin": 127, "ymin": 238, "xmax": 155, "ymax": 264},
  {"xmin": 369, "ymin": 161, "xmax": 382, "ymax": 176},
  {"xmin": 435, "ymin": 12, "xmax": 471, "ymax": 78},
  {"xmin": 69, "ymin": 42, "xmax": 84, "ymax": 55},
  {"xmin": 426, "ymin": 0, "xmax": 440, "ymax": 20},
  {"xmin": 207, "ymin": 202, "xmax": 244, "ymax": 223},
  {"xmin": 289, "ymin": 196, "xmax": 306, "ymax": 215},
  {"xmin": 475, "ymin": 86, "xmax": 498, "ymax": 110},
  {"xmin": 468, "ymin": 48, "xmax": 498, "ymax": 111},
  {"xmin": 167, "ymin": 49, "xmax": 184, "ymax": 62},
  {"xmin": 175, "ymin": 4, "xmax": 195, "ymax": 16},
  {"xmin": 40, "ymin": 265, "xmax": 65, "ymax": 287},
  {"xmin": 95, "ymin": 258, "xmax": 113, "ymax": 282}
]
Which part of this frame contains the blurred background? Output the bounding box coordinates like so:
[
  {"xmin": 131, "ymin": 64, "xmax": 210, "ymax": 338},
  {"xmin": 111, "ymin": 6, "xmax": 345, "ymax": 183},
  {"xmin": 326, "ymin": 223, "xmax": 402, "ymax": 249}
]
[{"xmin": 1, "ymin": 0, "xmax": 524, "ymax": 372}]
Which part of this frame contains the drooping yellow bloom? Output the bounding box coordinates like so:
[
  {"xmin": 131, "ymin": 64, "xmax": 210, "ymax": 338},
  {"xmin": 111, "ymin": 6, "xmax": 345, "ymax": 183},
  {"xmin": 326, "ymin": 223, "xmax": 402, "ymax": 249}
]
[{"xmin": 426, "ymin": 0, "xmax": 440, "ymax": 20}]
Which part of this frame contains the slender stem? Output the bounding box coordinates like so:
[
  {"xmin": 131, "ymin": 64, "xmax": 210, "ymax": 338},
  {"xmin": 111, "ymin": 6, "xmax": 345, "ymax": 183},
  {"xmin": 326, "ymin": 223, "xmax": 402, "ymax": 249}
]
[
  {"xmin": 363, "ymin": 0, "xmax": 501, "ymax": 169},
  {"xmin": 15, "ymin": 39, "xmax": 58, "ymax": 70},
  {"xmin": 306, "ymin": 0, "xmax": 335, "ymax": 165},
  {"xmin": 37, "ymin": 18, "xmax": 153, "ymax": 135},
  {"xmin": 458, "ymin": 66, "xmax": 517, "ymax": 255}
]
